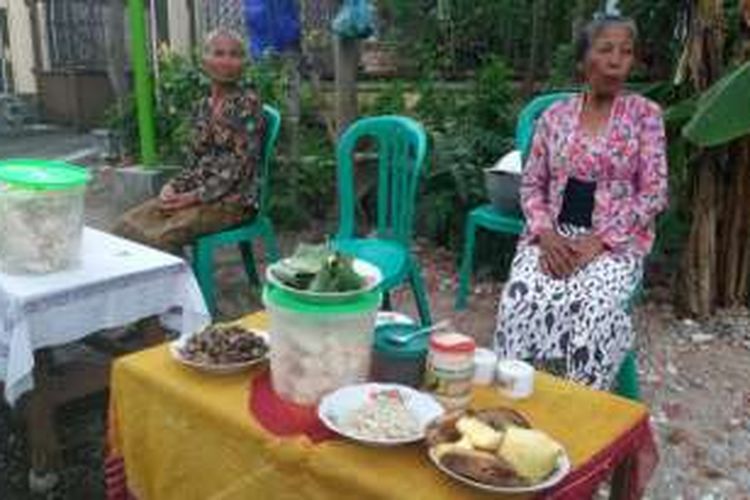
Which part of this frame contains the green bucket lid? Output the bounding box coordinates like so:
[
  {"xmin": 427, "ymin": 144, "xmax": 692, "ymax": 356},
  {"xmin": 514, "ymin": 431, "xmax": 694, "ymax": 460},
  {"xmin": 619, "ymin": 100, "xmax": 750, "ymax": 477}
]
[
  {"xmin": 374, "ymin": 324, "xmax": 429, "ymax": 359},
  {"xmin": 263, "ymin": 283, "xmax": 381, "ymax": 315},
  {"xmin": 0, "ymin": 159, "xmax": 91, "ymax": 190}
]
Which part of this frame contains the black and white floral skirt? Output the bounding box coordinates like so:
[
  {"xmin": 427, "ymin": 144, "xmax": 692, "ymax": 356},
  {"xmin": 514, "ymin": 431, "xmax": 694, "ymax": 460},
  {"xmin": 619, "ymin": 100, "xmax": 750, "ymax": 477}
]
[{"xmin": 494, "ymin": 226, "xmax": 643, "ymax": 390}]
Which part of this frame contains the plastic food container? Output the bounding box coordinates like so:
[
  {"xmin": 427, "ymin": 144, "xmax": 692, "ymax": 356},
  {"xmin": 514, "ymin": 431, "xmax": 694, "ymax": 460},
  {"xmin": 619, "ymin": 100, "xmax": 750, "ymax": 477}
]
[
  {"xmin": 263, "ymin": 284, "xmax": 380, "ymax": 406},
  {"xmin": 370, "ymin": 323, "xmax": 429, "ymax": 388},
  {"xmin": 424, "ymin": 332, "xmax": 476, "ymax": 410},
  {"xmin": 484, "ymin": 170, "xmax": 521, "ymax": 214},
  {"xmin": 0, "ymin": 159, "xmax": 91, "ymax": 274},
  {"xmin": 473, "ymin": 348, "xmax": 498, "ymax": 385}
]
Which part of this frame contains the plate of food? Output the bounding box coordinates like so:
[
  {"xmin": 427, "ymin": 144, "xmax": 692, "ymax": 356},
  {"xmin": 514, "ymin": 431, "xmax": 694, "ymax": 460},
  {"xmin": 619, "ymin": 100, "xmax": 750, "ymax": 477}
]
[
  {"xmin": 425, "ymin": 408, "xmax": 570, "ymax": 493},
  {"xmin": 266, "ymin": 244, "xmax": 382, "ymax": 303},
  {"xmin": 170, "ymin": 323, "xmax": 269, "ymax": 374},
  {"xmin": 318, "ymin": 383, "xmax": 445, "ymax": 446}
]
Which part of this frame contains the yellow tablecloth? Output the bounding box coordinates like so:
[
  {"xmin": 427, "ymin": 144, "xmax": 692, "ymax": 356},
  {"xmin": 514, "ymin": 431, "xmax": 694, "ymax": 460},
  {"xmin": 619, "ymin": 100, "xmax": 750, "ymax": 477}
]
[{"xmin": 108, "ymin": 313, "xmax": 651, "ymax": 500}]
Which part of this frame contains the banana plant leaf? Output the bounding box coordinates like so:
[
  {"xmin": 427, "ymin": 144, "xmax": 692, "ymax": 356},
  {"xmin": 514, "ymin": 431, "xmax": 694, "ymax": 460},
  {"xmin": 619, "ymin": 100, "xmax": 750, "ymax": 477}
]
[
  {"xmin": 664, "ymin": 95, "xmax": 698, "ymax": 126},
  {"xmin": 682, "ymin": 60, "xmax": 750, "ymax": 147}
]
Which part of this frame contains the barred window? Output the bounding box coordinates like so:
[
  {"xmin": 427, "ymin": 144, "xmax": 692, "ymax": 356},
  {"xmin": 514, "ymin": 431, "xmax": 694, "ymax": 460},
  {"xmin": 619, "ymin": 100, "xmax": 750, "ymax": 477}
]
[
  {"xmin": 200, "ymin": 0, "xmax": 246, "ymax": 36},
  {"xmin": 45, "ymin": 0, "xmax": 107, "ymax": 69}
]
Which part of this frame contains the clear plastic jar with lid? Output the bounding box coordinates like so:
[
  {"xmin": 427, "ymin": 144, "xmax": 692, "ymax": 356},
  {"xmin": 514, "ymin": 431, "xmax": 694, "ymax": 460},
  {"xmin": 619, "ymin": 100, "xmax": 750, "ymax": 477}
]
[{"xmin": 424, "ymin": 332, "xmax": 476, "ymax": 410}]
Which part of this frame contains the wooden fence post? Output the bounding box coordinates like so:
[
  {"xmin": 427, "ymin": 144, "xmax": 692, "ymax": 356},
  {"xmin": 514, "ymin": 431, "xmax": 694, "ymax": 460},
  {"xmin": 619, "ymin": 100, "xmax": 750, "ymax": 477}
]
[{"xmin": 334, "ymin": 35, "xmax": 359, "ymax": 136}]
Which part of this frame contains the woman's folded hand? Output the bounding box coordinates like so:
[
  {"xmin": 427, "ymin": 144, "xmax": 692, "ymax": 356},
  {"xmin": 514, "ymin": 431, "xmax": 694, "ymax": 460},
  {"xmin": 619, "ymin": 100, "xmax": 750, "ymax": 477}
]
[
  {"xmin": 160, "ymin": 191, "xmax": 199, "ymax": 211},
  {"xmin": 538, "ymin": 230, "xmax": 577, "ymax": 279},
  {"xmin": 569, "ymin": 235, "xmax": 605, "ymax": 269},
  {"xmin": 159, "ymin": 183, "xmax": 177, "ymax": 202}
]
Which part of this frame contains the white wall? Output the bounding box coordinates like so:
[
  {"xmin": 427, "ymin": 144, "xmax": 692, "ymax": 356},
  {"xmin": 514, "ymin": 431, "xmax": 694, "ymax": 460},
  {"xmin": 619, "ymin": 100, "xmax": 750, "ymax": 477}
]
[
  {"xmin": 6, "ymin": 0, "xmax": 36, "ymax": 94},
  {"xmin": 168, "ymin": 0, "xmax": 193, "ymax": 55}
]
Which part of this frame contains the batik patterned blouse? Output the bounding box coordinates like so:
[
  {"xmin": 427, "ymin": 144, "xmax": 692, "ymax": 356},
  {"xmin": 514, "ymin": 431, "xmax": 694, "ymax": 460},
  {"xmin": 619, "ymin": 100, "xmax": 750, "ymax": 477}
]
[
  {"xmin": 169, "ymin": 86, "xmax": 265, "ymax": 208},
  {"xmin": 520, "ymin": 92, "xmax": 669, "ymax": 256}
]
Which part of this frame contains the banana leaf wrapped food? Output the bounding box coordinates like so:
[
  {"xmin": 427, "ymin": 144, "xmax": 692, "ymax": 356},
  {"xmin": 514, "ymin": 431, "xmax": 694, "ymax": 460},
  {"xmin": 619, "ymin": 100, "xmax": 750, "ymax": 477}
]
[{"xmin": 271, "ymin": 244, "xmax": 365, "ymax": 293}]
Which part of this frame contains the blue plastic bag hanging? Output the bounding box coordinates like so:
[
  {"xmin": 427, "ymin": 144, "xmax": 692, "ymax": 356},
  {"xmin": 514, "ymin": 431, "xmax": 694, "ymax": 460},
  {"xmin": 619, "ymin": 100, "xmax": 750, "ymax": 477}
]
[
  {"xmin": 331, "ymin": 0, "xmax": 375, "ymax": 39},
  {"xmin": 244, "ymin": 0, "xmax": 301, "ymax": 58}
]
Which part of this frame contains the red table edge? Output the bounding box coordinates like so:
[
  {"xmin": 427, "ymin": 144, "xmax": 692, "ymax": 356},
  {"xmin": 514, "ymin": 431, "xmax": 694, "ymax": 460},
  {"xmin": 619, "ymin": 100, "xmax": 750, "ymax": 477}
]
[{"xmin": 544, "ymin": 413, "xmax": 658, "ymax": 500}]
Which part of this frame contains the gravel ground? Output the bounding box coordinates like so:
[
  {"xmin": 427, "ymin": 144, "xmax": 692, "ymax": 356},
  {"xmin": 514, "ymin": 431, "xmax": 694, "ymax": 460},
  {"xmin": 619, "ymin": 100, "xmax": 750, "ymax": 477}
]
[{"xmin": 1, "ymin": 165, "xmax": 749, "ymax": 499}]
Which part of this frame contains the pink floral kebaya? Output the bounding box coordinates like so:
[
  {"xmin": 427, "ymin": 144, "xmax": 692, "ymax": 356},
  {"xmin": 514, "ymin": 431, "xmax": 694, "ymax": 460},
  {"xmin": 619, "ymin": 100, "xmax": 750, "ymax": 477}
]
[{"xmin": 520, "ymin": 92, "xmax": 669, "ymax": 255}]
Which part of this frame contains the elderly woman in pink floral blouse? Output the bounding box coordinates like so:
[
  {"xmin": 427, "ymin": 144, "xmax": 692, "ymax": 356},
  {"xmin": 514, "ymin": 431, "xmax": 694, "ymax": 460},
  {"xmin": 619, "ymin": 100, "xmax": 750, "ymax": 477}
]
[{"xmin": 495, "ymin": 14, "xmax": 669, "ymax": 389}]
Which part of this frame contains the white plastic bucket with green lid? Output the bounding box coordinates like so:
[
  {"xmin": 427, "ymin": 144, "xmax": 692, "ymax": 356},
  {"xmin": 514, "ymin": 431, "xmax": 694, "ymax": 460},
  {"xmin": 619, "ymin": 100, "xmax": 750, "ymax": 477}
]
[
  {"xmin": 263, "ymin": 283, "xmax": 381, "ymax": 405},
  {"xmin": 0, "ymin": 159, "xmax": 91, "ymax": 274}
]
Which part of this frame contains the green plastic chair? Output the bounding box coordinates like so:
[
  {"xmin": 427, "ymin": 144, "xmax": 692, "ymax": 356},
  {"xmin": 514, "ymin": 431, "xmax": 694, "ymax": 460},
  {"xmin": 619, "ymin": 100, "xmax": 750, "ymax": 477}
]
[
  {"xmin": 191, "ymin": 105, "xmax": 282, "ymax": 316},
  {"xmin": 453, "ymin": 92, "xmax": 642, "ymax": 400},
  {"xmin": 455, "ymin": 92, "xmax": 574, "ymax": 310},
  {"xmin": 332, "ymin": 115, "xmax": 432, "ymax": 326},
  {"xmin": 616, "ymin": 283, "xmax": 645, "ymax": 400}
]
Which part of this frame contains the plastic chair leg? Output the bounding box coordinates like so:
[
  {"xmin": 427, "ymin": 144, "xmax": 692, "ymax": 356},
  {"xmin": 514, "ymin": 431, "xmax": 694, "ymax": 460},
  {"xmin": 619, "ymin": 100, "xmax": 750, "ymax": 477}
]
[
  {"xmin": 381, "ymin": 290, "xmax": 392, "ymax": 311},
  {"xmin": 408, "ymin": 261, "xmax": 432, "ymax": 327},
  {"xmin": 455, "ymin": 216, "xmax": 477, "ymax": 310},
  {"xmin": 192, "ymin": 240, "xmax": 218, "ymax": 316},
  {"xmin": 259, "ymin": 218, "xmax": 281, "ymax": 263},
  {"xmin": 615, "ymin": 350, "xmax": 641, "ymax": 401},
  {"xmin": 239, "ymin": 241, "xmax": 259, "ymax": 285}
]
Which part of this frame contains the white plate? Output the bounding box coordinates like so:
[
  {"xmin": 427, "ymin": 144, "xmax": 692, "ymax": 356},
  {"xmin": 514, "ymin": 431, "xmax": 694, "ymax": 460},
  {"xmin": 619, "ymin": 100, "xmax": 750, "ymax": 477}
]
[
  {"xmin": 318, "ymin": 383, "xmax": 445, "ymax": 446},
  {"xmin": 169, "ymin": 329, "xmax": 269, "ymax": 375},
  {"xmin": 266, "ymin": 258, "xmax": 383, "ymax": 303},
  {"xmin": 428, "ymin": 446, "xmax": 571, "ymax": 493},
  {"xmin": 375, "ymin": 311, "xmax": 416, "ymax": 327}
]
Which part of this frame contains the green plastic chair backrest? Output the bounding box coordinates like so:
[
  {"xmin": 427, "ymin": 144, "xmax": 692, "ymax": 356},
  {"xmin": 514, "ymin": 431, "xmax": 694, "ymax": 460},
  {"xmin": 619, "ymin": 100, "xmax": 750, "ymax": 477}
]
[
  {"xmin": 335, "ymin": 115, "xmax": 428, "ymax": 245},
  {"xmin": 258, "ymin": 104, "xmax": 281, "ymax": 216},
  {"xmin": 516, "ymin": 92, "xmax": 575, "ymax": 162}
]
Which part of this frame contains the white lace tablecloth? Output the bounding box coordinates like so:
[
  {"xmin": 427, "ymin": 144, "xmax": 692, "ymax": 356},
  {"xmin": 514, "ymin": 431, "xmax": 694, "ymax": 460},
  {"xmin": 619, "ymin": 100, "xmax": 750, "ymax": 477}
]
[{"xmin": 0, "ymin": 227, "xmax": 210, "ymax": 405}]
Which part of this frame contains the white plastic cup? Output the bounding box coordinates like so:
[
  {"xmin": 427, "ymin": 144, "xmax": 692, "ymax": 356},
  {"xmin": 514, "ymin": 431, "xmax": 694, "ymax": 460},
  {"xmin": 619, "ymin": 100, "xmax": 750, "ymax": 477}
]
[
  {"xmin": 496, "ymin": 360, "xmax": 535, "ymax": 399},
  {"xmin": 473, "ymin": 348, "xmax": 498, "ymax": 385}
]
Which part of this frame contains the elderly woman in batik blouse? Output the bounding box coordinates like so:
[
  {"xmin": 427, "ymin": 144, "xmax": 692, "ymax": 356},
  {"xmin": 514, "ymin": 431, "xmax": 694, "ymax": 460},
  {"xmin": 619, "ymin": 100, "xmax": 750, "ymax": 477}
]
[
  {"xmin": 494, "ymin": 15, "xmax": 669, "ymax": 389},
  {"xmin": 116, "ymin": 29, "xmax": 265, "ymax": 255}
]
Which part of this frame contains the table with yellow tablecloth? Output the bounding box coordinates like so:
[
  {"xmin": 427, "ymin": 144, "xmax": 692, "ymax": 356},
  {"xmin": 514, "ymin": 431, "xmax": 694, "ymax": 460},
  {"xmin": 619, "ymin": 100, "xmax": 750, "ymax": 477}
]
[{"xmin": 105, "ymin": 313, "xmax": 657, "ymax": 500}]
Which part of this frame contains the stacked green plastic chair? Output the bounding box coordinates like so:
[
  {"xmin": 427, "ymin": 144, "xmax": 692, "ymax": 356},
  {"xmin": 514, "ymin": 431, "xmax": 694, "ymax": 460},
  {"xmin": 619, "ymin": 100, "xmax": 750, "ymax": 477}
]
[
  {"xmin": 191, "ymin": 105, "xmax": 282, "ymax": 316},
  {"xmin": 332, "ymin": 115, "xmax": 432, "ymax": 326},
  {"xmin": 455, "ymin": 92, "xmax": 574, "ymax": 310}
]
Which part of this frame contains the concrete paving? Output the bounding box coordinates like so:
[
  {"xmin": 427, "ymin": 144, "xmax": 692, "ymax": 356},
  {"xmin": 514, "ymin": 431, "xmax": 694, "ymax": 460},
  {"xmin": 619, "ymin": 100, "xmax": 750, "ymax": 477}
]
[{"xmin": 0, "ymin": 127, "xmax": 97, "ymax": 161}]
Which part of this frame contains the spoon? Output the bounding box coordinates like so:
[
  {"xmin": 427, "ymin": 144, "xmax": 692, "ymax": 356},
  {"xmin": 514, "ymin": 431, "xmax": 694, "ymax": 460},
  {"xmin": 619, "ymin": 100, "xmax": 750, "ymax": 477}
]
[{"xmin": 388, "ymin": 320, "xmax": 451, "ymax": 345}]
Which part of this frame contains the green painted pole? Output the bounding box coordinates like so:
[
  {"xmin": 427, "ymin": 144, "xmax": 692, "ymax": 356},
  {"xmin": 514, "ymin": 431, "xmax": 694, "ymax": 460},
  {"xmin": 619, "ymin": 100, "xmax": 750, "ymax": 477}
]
[{"xmin": 128, "ymin": 0, "xmax": 157, "ymax": 166}]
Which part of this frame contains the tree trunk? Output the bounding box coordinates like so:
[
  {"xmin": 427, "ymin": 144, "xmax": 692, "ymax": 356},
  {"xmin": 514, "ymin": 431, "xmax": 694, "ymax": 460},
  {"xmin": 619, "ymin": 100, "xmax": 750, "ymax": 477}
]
[
  {"xmin": 717, "ymin": 138, "xmax": 750, "ymax": 307},
  {"xmin": 104, "ymin": 0, "xmax": 127, "ymax": 102},
  {"xmin": 186, "ymin": 0, "xmax": 197, "ymax": 57},
  {"xmin": 675, "ymin": 0, "xmax": 725, "ymax": 317},
  {"xmin": 523, "ymin": 0, "xmax": 544, "ymax": 96},
  {"xmin": 502, "ymin": 2, "xmax": 514, "ymax": 61},
  {"xmin": 334, "ymin": 36, "xmax": 359, "ymax": 136},
  {"xmin": 284, "ymin": 51, "xmax": 302, "ymax": 207},
  {"xmin": 677, "ymin": 156, "xmax": 718, "ymax": 319},
  {"xmin": 741, "ymin": 0, "xmax": 750, "ymax": 60},
  {"xmin": 572, "ymin": 0, "xmax": 589, "ymax": 41}
]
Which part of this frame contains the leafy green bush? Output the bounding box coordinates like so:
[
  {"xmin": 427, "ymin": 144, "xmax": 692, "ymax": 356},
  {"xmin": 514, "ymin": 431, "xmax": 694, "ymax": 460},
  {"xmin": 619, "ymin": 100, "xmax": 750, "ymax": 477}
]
[
  {"xmin": 547, "ymin": 44, "xmax": 576, "ymax": 88},
  {"xmin": 362, "ymin": 58, "xmax": 517, "ymax": 265},
  {"xmin": 418, "ymin": 58, "xmax": 515, "ymax": 245}
]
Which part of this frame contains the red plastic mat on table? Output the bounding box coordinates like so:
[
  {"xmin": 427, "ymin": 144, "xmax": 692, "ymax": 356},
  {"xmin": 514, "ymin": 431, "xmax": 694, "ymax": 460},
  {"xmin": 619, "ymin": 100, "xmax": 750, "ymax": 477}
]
[{"xmin": 249, "ymin": 369, "xmax": 337, "ymax": 443}]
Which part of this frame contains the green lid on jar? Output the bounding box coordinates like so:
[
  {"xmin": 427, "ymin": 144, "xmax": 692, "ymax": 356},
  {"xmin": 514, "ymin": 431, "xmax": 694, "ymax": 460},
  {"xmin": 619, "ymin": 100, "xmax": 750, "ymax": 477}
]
[
  {"xmin": 263, "ymin": 282, "xmax": 381, "ymax": 314},
  {"xmin": 0, "ymin": 159, "xmax": 91, "ymax": 190},
  {"xmin": 374, "ymin": 324, "xmax": 429, "ymax": 359}
]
